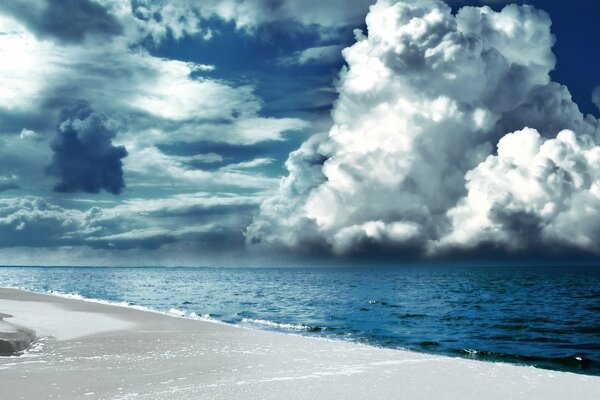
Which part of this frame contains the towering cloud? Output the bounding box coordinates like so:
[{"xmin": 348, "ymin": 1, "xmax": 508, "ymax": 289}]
[
  {"xmin": 247, "ymin": 0, "xmax": 600, "ymax": 258},
  {"xmin": 47, "ymin": 100, "xmax": 128, "ymax": 195}
]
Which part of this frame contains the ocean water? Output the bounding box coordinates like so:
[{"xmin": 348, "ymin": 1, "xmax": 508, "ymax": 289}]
[{"xmin": 0, "ymin": 266, "xmax": 598, "ymax": 375}]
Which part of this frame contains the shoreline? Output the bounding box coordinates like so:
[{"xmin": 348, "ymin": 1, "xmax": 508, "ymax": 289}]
[
  {"xmin": 6, "ymin": 286, "xmax": 598, "ymax": 376},
  {"xmin": 4, "ymin": 287, "xmax": 600, "ymax": 372},
  {"xmin": 1, "ymin": 288, "xmax": 599, "ymax": 399}
]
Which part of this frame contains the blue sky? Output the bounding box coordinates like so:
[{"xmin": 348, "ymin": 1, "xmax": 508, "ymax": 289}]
[{"xmin": 0, "ymin": 0, "xmax": 598, "ymax": 266}]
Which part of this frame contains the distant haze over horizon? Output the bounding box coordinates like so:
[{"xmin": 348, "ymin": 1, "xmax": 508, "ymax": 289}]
[{"xmin": 0, "ymin": 0, "xmax": 599, "ymax": 266}]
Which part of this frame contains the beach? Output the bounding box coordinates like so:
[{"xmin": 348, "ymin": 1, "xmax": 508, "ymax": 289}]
[{"xmin": 0, "ymin": 288, "xmax": 598, "ymax": 400}]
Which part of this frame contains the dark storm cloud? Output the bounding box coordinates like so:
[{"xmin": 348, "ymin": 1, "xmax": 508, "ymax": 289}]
[
  {"xmin": 46, "ymin": 100, "xmax": 128, "ymax": 195},
  {"xmin": 0, "ymin": 0, "xmax": 123, "ymax": 43}
]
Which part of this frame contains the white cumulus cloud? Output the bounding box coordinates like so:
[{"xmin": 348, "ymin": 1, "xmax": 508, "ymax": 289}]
[
  {"xmin": 247, "ymin": 0, "xmax": 600, "ymax": 258},
  {"xmin": 441, "ymin": 128, "xmax": 600, "ymax": 252}
]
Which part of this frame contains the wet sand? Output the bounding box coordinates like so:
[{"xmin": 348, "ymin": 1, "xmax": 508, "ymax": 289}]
[{"xmin": 1, "ymin": 288, "xmax": 599, "ymax": 400}]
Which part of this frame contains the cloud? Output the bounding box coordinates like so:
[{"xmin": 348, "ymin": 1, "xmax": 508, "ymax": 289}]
[
  {"xmin": 0, "ymin": 0, "xmax": 122, "ymax": 43},
  {"xmin": 0, "ymin": 193, "xmax": 262, "ymax": 252},
  {"xmin": 246, "ymin": 133, "xmax": 327, "ymax": 250},
  {"xmin": 133, "ymin": 0, "xmax": 373, "ymax": 37},
  {"xmin": 19, "ymin": 129, "xmax": 43, "ymax": 142},
  {"xmin": 128, "ymin": 0, "xmax": 212, "ymax": 43},
  {"xmin": 0, "ymin": 130, "xmax": 53, "ymax": 194},
  {"xmin": 0, "ymin": 7, "xmax": 306, "ymax": 198},
  {"xmin": 128, "ymin": 0, "xmax": 522, "ymax": 45},
  {"xmin": 132, "ymin": 112, "xmax": 308, "ymax": 145},
  {"xmin": 0, "ymin": 7, "xmax": 307, "ymax": 140},
  {"xmin": 593, "ymin": 86, "xmax": 600, "ymax": 112},
  {"xmin": 247, "ymin": 0, "xmax": 600, "ymax": 259},
  {"xmin": 0, "ymin": 196, "xmax": 85, "ymax": 247},
  {"xmin": 122, "ymin": 145, "xmax": 278, "ymax": 190},
  {"xmin": 0, "ymin": 175, "xmax": 19, "ymax": 192},
  {"xmin": 280, "ymin": 45, "xmax": 344, "ymax": 66},
  {"xmin": 93, "ymin": 192, "xmax": 263, "ymax": 251},
  {"xmin": 126, "ymin": 58, "xmax": 261, "ymax": 122},
  {"xmin": 440, "ymin": 128, "xmax": 600, "ymax": 253},
  {"xmin": 0, "ymin": 14, "xmax": 63, "ymax": 113},
  {"xmin": 46, "ymin": 100, "xmax": 128, "ymax": 195},
  {"xmin": 230, "ymin": 0, "xmax": 371, "ymax": 30}
]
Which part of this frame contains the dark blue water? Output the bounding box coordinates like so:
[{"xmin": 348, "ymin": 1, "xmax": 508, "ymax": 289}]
[{"xmin": 0, "ymin": 266, "xmax": 598, "ymax": 375}]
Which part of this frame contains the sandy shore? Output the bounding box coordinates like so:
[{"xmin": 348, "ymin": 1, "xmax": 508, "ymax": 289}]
[{"xmin": 0, "ymin": 288, "xmax": 598, "ymax": 400}]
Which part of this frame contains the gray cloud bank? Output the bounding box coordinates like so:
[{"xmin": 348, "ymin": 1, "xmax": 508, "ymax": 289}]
[
  {"xmin": 0, "ymin": 193, "xmax": 260, "ymax": 252},
  {"xmin": 247, "ymin": 0, "xmax": 600, "ymax": 260}
]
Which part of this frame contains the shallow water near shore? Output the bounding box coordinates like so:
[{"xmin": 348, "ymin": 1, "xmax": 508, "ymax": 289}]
[{"xmin": 0, "ymin": 265, "xmax": 598, "ymax": 375}]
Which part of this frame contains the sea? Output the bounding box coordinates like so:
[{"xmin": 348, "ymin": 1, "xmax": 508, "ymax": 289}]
[{"xmin": 0, "ymin": 265, "xmax": 598, "ymax": 376}]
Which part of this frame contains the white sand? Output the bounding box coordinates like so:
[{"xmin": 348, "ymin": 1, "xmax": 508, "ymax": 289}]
[
  {"xmin": 0, "ymin": 299, "xmax": 133, "ymax": 341},
  {"xmin": 1, "ymin": 288, "xmax": 599, "ymax": 400}
]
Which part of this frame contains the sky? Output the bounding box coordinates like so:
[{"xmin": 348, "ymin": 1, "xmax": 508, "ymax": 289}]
[{"xmin": 0, "ymin": 0, "xmax": 598, "ymax": 266}]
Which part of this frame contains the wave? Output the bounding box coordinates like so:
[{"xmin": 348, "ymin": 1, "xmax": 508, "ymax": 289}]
[
  {"xmin": 452, "ymin": 348, "xmax": 600, "ymax": 374},
  {"xmin": 5, "ymin": 287, "xmax": 324, "ymax": 335},
  {"xmin": 240, "ymin": 318, "xmax": 323, "ymax": 332},
  {"xmin": 42, "ymin": 290, "xmax": 223, "ymax": 325}
]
